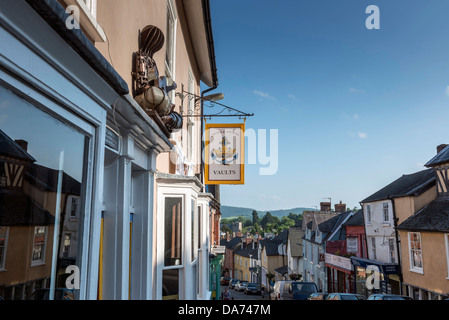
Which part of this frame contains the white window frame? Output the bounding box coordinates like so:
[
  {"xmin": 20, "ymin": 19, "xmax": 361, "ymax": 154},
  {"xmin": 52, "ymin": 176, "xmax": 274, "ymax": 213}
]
[
  {"xmin": 408, "ymin": 232, "xmax": 423, "ymax": 274},
  {"xmin": 371, "ymin": 237, "xmax": 377, "ymax": 260},
  {"xmin": 366, "ymin": 204, "xmax": 372, "ymax": 224},
  {"xmin": 445, "ymin": 234, "xmax": 449, "ymax": 279},
  {"xmin": 31, "ymin": 226, "xmax": 48, "ymax": 266},
  {"xmin": 165, "ymin": 0, "xmax": 177, "ymax": 91},
  {"xmin": 63, "ymin": 0, "xmax": 106, "ymax": 42},
  {"xmin": 383, "ymin": 202, "xmax": 389, "ymax": 223},
  {"xmin": 388, "ymin": 238, "xmax": 396, "ymax": 264},
  {"xmin": 0, "ymin": 227, "xmax": 9, "ymax": 271}
]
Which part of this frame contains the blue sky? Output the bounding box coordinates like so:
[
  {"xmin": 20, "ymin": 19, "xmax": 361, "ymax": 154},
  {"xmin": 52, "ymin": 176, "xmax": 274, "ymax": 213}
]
[{"xmin": 208, "ymin": 0, "xmax": 449, "ymax": 211}]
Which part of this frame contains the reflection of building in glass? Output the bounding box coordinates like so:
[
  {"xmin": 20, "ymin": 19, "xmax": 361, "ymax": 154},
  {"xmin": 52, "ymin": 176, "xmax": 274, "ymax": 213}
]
[{"xmin": 0, "ymin": 129, "xmax": 81, "ymax": 300}]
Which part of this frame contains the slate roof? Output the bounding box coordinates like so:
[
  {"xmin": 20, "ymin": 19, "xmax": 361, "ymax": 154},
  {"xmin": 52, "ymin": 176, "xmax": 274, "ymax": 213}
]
[
  {"xmin": 343, "ymin": 209, "xmax": 364, "ymax": 227},
  {"xmin": 274, "ymin": 265, "xmax": 288, "ymax": 276},
  {"xmin": 361, "ymin": 169, "xmax": 435, "ymax": 203},
  {"xmin": 425, "ymin": 145, "xmax": 449, "ymax": 167},
  {"xmin": 0, "ymin": 129, "xmax": 35, "ymax": 162},
  {"xmin": 224, "ymin": 236, "xmax": 243, "ymax": 250},
  {"xmin": 396, "ymin": 196, "xmax": 449, "ymax": 233},
  {"xmin": 234, "ymin": 244, "xmax": 258, "ymax": 259}
]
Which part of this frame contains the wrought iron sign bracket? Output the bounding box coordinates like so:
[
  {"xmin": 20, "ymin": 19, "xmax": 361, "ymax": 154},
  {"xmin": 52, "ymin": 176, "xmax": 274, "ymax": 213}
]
[{"xmin": 175, "ymin": 89, "xmax": 254, "ymax": 121}]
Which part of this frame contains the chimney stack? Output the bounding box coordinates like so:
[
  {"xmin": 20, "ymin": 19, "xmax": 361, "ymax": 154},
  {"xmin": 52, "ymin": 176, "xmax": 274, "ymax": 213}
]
[
  {"xmin": 437, "ymin": 144, "xmax": 448, "ymax": 154},
  {"xmin": 320, "ymin": 202, "xmax": 331, "ymax": 211},
  {"xmin": 334, "ymin": 201, "xmax": 346, "ymax": 213},
  {"xmin": 15, "ymin": 139, "xmax": 28, "ymax": 151}
]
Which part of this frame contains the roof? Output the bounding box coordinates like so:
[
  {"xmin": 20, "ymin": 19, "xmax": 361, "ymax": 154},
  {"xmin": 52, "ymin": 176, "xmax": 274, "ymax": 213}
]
[
  {"xmin": 343, "ymin": 209, "xmax": 364, "ymax": 227},
  {"xmin": 0, "ymin": 129, "xmax": 35, "ymax": 162},
  {"xmin": 274, "ymin": 265, "xmax": 288, "ymax": 276},
  {"xmin": 319, "ymin": 211, "xmax": 352, "ymax": 242},
  {"xmin": 361, "ymin": 169, "xmax": 435, "ymax": 203},
  {"xmin": 396, "ymin": 196, "xmax": 449, "ymax": 233},
  {"xmin": 425, "ymin": 144, "xmax": 449, "ymax": 167},
  {"xmin": 260, "ymin": 238, "xmax": 284, "ymax": 256},
  {"xmin": 234, "ymin": 244, "xmax": 258, "ymax": 259},
  {"xmin": 224, "ymin": 236, "xmax": 243, "ymax": 250}
]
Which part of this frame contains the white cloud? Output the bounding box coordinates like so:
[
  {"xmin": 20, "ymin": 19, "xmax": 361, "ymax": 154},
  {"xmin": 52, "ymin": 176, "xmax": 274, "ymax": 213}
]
[
  {"xmin": 287, "ymin": 94, "xmax": 297, "ymax": 100},
  {"xmin": 353, "ymin": 114, "xmax": 359, "ymax": 119},
  {"xmin": 358, "ymin": 132, "xmax": 367, "ymax": 139},
  {"xmin": 445, "ymin": 86, "xmax": 449, "ymax": 97},
  {"xmin": 253, "ymin": 90, "xmax": 275, "ymax": 100},
  {"xmin": 349, "ymin": 88, "xmax": 365, "ymax": 94}
]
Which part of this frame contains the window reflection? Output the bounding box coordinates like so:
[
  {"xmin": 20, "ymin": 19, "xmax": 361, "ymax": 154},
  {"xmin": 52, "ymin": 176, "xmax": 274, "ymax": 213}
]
[
  {"xmin": 0, "ymin": 86, "xmax": 87, "ymax": 300},
  {"xmin": 164, "ymin": 197, "xmax": 182, "ymax": 267}
]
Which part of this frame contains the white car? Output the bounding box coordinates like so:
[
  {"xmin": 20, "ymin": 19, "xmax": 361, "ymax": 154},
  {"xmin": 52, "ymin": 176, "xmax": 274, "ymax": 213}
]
[{"xmin": 234, "ymin": 281, "xmax": 248, "ymax": 292}]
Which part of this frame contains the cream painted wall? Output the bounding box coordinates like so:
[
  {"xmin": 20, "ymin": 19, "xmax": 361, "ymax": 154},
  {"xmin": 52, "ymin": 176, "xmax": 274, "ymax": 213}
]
[{"xmin": 399, "ymin": 231, "xmax": 449, "ymax": 296}]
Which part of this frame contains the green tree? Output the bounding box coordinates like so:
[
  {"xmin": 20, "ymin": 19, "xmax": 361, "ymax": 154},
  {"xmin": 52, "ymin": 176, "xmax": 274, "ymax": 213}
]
[{"xmin": 252, "ymin": 210, "xmax": 259, "ymax": 225}]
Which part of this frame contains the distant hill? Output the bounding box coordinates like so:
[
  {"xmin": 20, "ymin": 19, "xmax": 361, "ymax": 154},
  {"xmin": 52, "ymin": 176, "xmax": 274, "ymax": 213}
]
[{"xmin": 220, "ymin": 205, "xmax": 318, "ymax": 219}]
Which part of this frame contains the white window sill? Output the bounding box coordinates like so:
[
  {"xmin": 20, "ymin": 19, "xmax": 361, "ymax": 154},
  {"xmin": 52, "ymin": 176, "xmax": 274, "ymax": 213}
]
[
  {"xmin": 31, "ymin": 261, "xmax": 46, "ymax": 267},
  {"xmin": 409, "ymin": 268, "xmax": 424, "ymax": 275},
  {"xmin": 382, "ymin": 223, "xmax": 391, "ymax": 227},
  {"xmin": 63, "ymin": 0, "xmax": 106, "ymax": 42}
]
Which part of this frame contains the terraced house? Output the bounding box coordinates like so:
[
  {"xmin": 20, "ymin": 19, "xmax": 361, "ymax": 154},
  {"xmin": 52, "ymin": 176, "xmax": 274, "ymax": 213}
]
[
  {"xmin": 396, "ymin": 144, "xmax": 449, "ymax": 300},
  {"xmin": 0, "ymin": 0, "xmax": 221, "ymax": 300}
]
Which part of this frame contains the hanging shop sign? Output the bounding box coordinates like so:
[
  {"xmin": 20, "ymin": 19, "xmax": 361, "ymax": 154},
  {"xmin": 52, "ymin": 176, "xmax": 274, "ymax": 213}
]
[{"xmin": 205, "ymin": 123, "xmax": 245, "ymax": 185}]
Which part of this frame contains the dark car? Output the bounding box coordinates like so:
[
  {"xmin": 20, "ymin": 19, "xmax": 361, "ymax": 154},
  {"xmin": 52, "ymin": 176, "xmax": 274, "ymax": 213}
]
[
  {"xmin": 291, "ymin": 281, "xmax": 318, "ymax": 300},
  {"xmin": 220, "ymin": 277, "xmax": 231, "ymax": 286},
  {"xmin": 228, "ymin": 279, "xmax": 239, "ymax": 289},
  {"xmin": 367, "ymin": 294, "xmax": 413, "ymax": 300},
  {"xmin": 307, "ymin": 292, "xmax": 329, "ymax": 300},
  {"xmin": 326, "ymin": 293, "xmax": 366, "ymax": 300},
  {"xmin": 245, "ymin": 283, "xmax": 262, "ymax": 295}
]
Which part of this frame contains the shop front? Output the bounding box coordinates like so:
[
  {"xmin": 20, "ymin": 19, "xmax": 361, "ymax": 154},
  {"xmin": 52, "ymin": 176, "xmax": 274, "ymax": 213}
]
[
  {"xmin": 325, "ymin": 253, "xmax": 354, "ymax": 293},
  {"xmin": 351, "ymin": 256, "xmax": 401, "ymax": 297}
]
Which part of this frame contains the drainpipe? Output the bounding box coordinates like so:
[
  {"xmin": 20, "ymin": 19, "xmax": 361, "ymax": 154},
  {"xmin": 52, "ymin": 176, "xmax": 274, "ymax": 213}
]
[{"xmin": 388, "ymin": 196, "xmax": 404, "ymax": 295}]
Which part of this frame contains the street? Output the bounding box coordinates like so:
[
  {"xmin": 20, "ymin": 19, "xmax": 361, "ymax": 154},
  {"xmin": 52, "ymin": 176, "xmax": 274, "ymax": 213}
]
[{"xmin": 220, "ymin": 285, "xmax": 268, "ymax": 301}]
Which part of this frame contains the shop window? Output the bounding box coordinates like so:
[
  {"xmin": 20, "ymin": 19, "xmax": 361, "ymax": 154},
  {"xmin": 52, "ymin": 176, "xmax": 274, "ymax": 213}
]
[
  {"xmin": 164, "ymin": 197, "xmax": 182, "ymax": 266},
  {"xmin": 0, "ymin": 85, "xmax": 88, "ymax": 300},
  {"xmin": 162, "ymin": 269, "xmax": 179, "ymax": 300}
]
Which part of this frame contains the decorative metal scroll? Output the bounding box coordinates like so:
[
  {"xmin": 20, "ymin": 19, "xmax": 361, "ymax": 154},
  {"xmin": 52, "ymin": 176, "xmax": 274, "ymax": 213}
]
[{"xmin": 176, "ymin": 90, "xmax": 254, "ymax": 120}]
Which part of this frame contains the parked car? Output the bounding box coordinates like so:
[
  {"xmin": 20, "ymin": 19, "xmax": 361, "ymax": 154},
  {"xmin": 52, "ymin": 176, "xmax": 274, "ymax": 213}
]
[
  {"xmin": 307, "ymin": 292, "xmax": 329, "ymax": 300},
  {"xmin": 228, "ymin": 279, "xmax": 239, "ymax": 289},
  {"xmin": 326, "ymin": 293, "xmax": 366, "ymax": 300},
  {"xmin": 245, "ymin": 283, "xmax": 262, "ymax": 295},
  {"xmin": 367, "ymin": 294, "xmax": 413, "ymax": 300},
  {"xmin": 270, "ymin": 280, "xmax": 293, "ymax": 300},
  {"xmin": 220, "ymin": 277, "xmax": 231, "ymax": 286},
  {"xmin": 291, "ymin": 281, "xmax": 318, "ymax": 300},
  {"xmin": 234, "ymin": 281, "xmax": 249, "ymax": 292}
]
